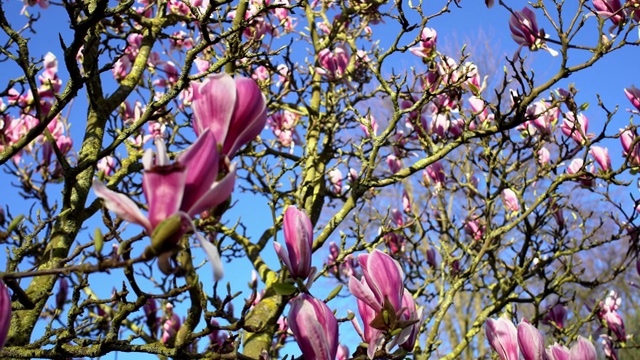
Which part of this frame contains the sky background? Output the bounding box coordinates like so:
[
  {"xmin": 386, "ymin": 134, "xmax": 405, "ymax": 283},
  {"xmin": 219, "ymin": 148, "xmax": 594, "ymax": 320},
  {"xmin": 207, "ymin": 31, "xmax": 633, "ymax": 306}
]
[{"xmin": 0, "ymin": 0, "xmax": 639, "ymax": 359}]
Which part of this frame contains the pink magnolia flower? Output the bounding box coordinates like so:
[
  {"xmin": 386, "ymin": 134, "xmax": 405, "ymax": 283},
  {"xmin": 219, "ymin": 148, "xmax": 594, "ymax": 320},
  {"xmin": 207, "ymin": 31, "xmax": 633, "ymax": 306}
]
[
  {"xmin": 161, "ymin": 303, "xmax": 181, "ymax": 344},
  {"xmin": 0, "ymin": 279, "xmax": 11, "ymax": 349},
  {"xmin": 398, "ymin": 289, "xmax": 423, "ymax": 351},
  {"xmin": 20, "ymin": 0, "xmax": 49, "ymax": 15},
  {"xmin": 251, "ymin": 66, "xmax": 269, "ymax": 83},
  {"xmin": 561, "ymin": 112, "xmax": 590, "ymax": 145},
  {"xmin": 315, "ymin": 46, "xmax": 350, "ymax": 80},
  {"xmin": 360, "ymin": 115, "xmax": 379, "ymax": 138},
  {"xmin": 546, "ymin": 343, "xmax": 570, "ymax": 360},
  {"xmin": 542, "ymin": 304, "xmax": 568, "ymax": 329},
  {"xmin": 624, "ymin": 85, "xmax": 640, "ymax": 112},
  {"xmin": 517, "ymin": 319, "xmax": 545, "ymax": 360},
  {"xmin": 350, "ymin": 302, "xmax": 384, "ymax": 359},
  {"xmin": 509, "ymin": 7, "xmax": 558, "ymax": 56},
  {"xmin": 424, "ymin": 161, "xmax": 445, "ymax": 189},
  {"xmin": 410, "ymin": 27, "xmax": 437, "ymax": 58},
  {"xmin": 438, "ymin": 56, "xmax": 460, "ymax": 85},
  {"xmin": 38, "ymin": 52, "xmax": 62, "ymax": 96},
  {"xmin": 288, "ymin": 294, "xmax": 339, "ymax": 360},
  {"xmin": 273, "ymin": 206, "xmax": 314, "ymax": 281},
  {"xmin": 402, "ymin": 190, "xmax": 411, "ymax": 213},
  {"xmin": 469, "ymin": 96, "xmax": 492, "ymax": 123},
  {"xmin": 328, "ymin": 168, "xmax": 343, "ymax": 194},
  {"xmin": 97, "ymin": 156, "xmax": 117, "ymax": 176},
  {"xmin": 93, "ymin": 131, "xmax": 235, "ymax": 280},
  {"xmin": 191, "ymin": 73, "xmax": 267, "ymax": 158},
  {"xmin": 143, "ymin": 299, "xmax": 159, "ymax": 336},
  {"xmin": 208, "ymin": 319, "xmax": 228, "ymax": 348},
  {"xmin": 620, "ymin": 128, "xmax": 640, "ymax": 165},
  {"xmin": 593, "ymin": 0, "xmax": 625, "ymax": 25},
  {"xmin": 465, "ymin": 218, "xmax": 484, "ymax": 241},
  {"xmin": 268, "ymin": 110, "xmax": 301, "ymax": 149},
  {"xmin": 426, "ymin": 248, "xmax": 437, "ymax": 268},
  {"xmin": 430, "ymin": 113, "xmax": 450, "ymax": 138},
  {"xmin": 387, "ymin": 155, "xmax": 402, "ymax": 174},
  {"xmin": 502, "ymin": 188, "xmax": 520, "ymax": 213},
  {"xmin": 463, "ymin": 62, "xmax": 486, "ymax": 95},
  {"xmin": 600, "ymin": 335, "xmax": 619, "ymax": 360},
  {"xmin": 336, "ymin": 344, "xmax": 349, "ymax": 360},
  {"xmin": 538, "ymin": 147, "xmax": 550, "ymax": 165},
  {"xmin": 568, "ymin": 336, "xmax": 597, "ymax": 360},
  {"xmin": 527, "ymin": 100, "xmax": 558, "ymax": 134},
  {"xmin": 348, "ymin": 249, "xmax": 404, "ymax": 314},
  {"xmin": 485, "ymin": 317, "xmax": 519, "ymax": 360},
  {"xmin": 598, "ymin": 290, "xmax": 626, "ymax": 341},
  {"xmin": 567, "ymin": 158, "xmax": 595, "ymax": 188},
  {"xmin": 589, "ymin": 146, "xmax": 611, "ymax": 172},
  {"xmin": 55, "ymin": 278, "xmax": 68, "ymax": 311}
]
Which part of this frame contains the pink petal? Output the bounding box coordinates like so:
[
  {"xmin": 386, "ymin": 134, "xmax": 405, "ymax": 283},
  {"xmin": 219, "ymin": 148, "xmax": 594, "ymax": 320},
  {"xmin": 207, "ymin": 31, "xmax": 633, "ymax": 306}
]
[
  {"xmin": 192, "ymin": 73, "xmax": 236, "ymax": 141},
  {"xmin": 185, "ymin": 163, "xmax": 237, "ymax": 217},
  {"xmin": 177, "ymin": 130, "xmax": 220, "ymax": 212},
  {"xmin": 92, "ymin": 180, "xmax": 152, "ymax": 233},
  {"xmin": 224, "ymin": 77, "xmax": 267, "ymax": 157}
]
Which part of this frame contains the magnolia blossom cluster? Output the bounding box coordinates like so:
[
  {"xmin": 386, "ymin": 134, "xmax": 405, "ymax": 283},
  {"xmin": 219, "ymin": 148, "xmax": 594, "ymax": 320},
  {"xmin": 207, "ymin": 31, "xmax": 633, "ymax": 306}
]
[
  {"xmin": 267, "ymin": 110, "xmax": 302, "ymax": 151},
  {"xmin": 93, "ymin": 73, "xmax": 267, "ymax": 279},
  {"xmin": 2, "ymin": 53, "xmax": 73, "ymax": 168},
  {"xmin": 325, "ymin": 242, "xmax": 360, "ymax": 281},
  {"xmin": 485, "ymin": 317, "xmax": 597, "ymax": 360},
  {"xmin": 597, "ymin": 291, "xmax": 626, "ymax": 342}
]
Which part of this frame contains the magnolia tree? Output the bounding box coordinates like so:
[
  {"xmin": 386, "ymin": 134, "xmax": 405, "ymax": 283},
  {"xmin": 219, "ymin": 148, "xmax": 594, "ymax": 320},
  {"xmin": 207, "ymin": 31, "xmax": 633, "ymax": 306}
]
[{"xmin": 2, "ymin": 0, "xmax": 640, "ymax": 359}]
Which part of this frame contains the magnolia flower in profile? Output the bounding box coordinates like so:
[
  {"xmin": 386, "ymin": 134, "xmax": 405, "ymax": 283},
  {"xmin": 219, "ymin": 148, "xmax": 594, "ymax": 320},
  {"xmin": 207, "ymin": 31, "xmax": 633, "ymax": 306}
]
[
  {"xmin": 336, "ymin": 344, "xmax": 349, "ymax": 360},
  {"xmin": 620, "ymin": 127, "xmax": 640, "ymax": 165},
  {"xmin": 93, "ymin": 131, "xmax": 235, "ymax": 280},
  {"xmin": 527, "ymin": 100, "xmax": 559, "ymax": 135},
  {"xmin": 0, "ymin": 279, "xmax": 11, "ymax": 350},
  {"xmin": 97, "ymin": 156, "xmax": 116, "ymax": 176},
  {"xmin": 410, "ymin": 27, "xmax": 437, "ymax": 58},
  {"xmin": 273, "ymin": 206, "xmax": 314, "ymax": 281},
  {"xmin": 485, "ymin": 317, "xmax": 518, "ymax": 360},
  {"xmin": 589, "ymin": 146, "xmax": 611, "ymax": 172},
  {"xmin": 288, "ymin": 294, "xmax": 339, "ymax": 360},
  {"xmin": 502, "ymin": 188, "xmax": 519, "ymax": 213},
  {"xmin": 161, "ymin": 303, "xmax": 181, "ymax": 344},
  {"xmin": 538, "ymin": 147, "xmax": 551, "ymax": 165},
  {"xmin": 567, "ymin": 158, "xmax": 595, "ymax": 188},
  {"xmin": 592, "ymin": 0, "xmax": 625, "ymax": 26},
  {"xmin": 542, "ymin": 304, "xmax": 568, "ymax": 329},
  {"xmin": 598, "ymin": 290, "xmax": 626, "ymax": 341},
  {"xmin": 191, "ymin": 73, "xmax": 267, "ymax": 158},
  {"xmin": 465, "ymin": 218, "xmax": 484, "ymax": 241},
  {"xmin": 624, "ymin": 85, "xmax": 640, "ymax": 112},
  {"xmin": 546, "ymin": 336, "xmax": 597, "ymax": 360},
  {"xmin": 561, "ymin": 112, "xmax": 590, "ymax": 145},
  {"xmin": 517, "ymin": 319, "xmax": 545, "ymax": 360},
  {"xmin": 143, "ymin": 299, "xmax": 159, "ymax": 337},
  {"xmin": 509, "ymin": 7, "xmax": 558, "ymax": 56},
  {"xmin": 328, "ymin": 168, "xmax": 343, "ymax": 194},
  {"xmin": 600, "ymin": 334, "xmax": 619, "ymax": 360},
  {"xmin": 386, "ymin": 155, "xmax": 402, "ymax": 174},
  {"xmin": 423, "ymin": 161, "xmax": 445, "ymax": 189}
]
